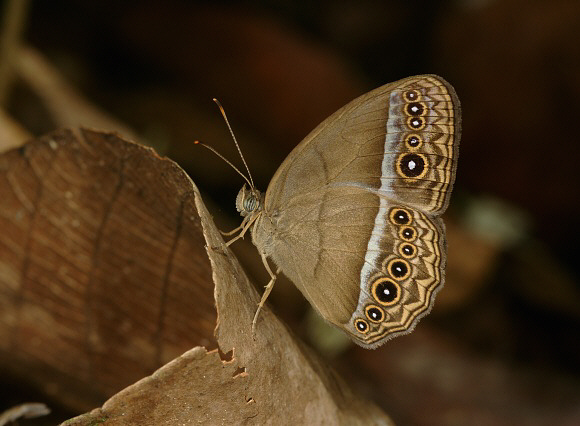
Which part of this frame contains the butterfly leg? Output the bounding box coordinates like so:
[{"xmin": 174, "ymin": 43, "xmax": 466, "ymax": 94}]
[
  {"xmin": 207, "ymin": 218, "xmax": 248, "ymax": 251},
  {"xmin": 226, "ymin": 215, "xmax": 259, "ymax": 247},
  {"xmin": 220, "ymin": 217, "xmax": 248, "ymax": 237},
  {"xmin": 251, "ymin": 252, "xmax": 281, "ymax": 334}
]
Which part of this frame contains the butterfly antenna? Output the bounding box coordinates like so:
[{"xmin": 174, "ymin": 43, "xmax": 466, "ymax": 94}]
[
  {"xmin": 194, "ymin": 140, "xmax": 253, "ymax": 189},
  {"xmin": 213, "ymin": 98, "xmax": 255, "ymax": 189}
]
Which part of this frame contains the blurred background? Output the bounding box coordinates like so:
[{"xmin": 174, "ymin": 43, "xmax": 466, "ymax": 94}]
[{"xmin": 1, "ymin": 0, "xmax": 579, "ymax": 424}]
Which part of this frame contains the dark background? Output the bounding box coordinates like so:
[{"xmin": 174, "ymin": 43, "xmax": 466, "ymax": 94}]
[{"xmin": 2, "ymin": 0, "xmax": 580, "ymax": 424}]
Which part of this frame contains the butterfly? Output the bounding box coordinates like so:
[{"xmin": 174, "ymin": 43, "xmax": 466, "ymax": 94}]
[{"xmin": 227, "ymin": 75, "xmax": 460, "ymax": 348}]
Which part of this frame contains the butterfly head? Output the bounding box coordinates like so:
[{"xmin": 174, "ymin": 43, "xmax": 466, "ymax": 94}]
[{"xmin": 236, "ymin": 184, "xmax": 263, "ymax": 217}]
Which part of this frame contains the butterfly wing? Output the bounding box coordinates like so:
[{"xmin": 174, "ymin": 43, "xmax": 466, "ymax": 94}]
[{"xmin": 252, "ymin": 75, "xmax": 460, "ymax": 347}]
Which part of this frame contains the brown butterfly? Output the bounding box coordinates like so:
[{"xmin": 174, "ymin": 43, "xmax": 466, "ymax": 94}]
[{"xmin": 228, "ymin": 75, "xmax": 460, "ymax": 348}]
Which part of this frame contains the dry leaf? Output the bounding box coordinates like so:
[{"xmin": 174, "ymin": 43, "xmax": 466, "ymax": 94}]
[{"xmin": 0, "ymin": 128, "xmax": 216, "ymax": 411}]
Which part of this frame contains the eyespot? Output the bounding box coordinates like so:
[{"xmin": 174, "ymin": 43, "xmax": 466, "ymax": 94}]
[
  {"xmin": 365, "ymin": 305, "xmax": 385, "ymax": 323},
  {"xmin": 405, "ymin": 102, "xmax": 426, "ymax": 117},
  {"xmin": 389, "ymin": 207, "xmax": 412, "ymax": 225},
  {"xmin": 371, "ymin": 277, "xmax": 401, "ymax": 306},
  {"xmin": 399, "ymin": 226, "xmax": 417, "ymax": 242},
  {"xmin": 404, "ymin": 133, "xmax": 423, "ymax": 150},
  {"xmin": 396, "ymin": 153, "xmax": 427, "ymax": 179},
  {"xmin": 387, "ymin": 258, "xmax": 411, "ymax": 280},
  {"xmin": 403, "ymin": 89, "xmax": 421, "ymax": 102},
  {"xmin": 399, "ymin": 243, "xmax": 416, "ymax": 258},
  {"xmin": 407, "ymin": 116, "xmax": 425, "ymax": 130},
  {"xmin": 355, "ymin": 318, "xmax": 369, "ymax": 333}
]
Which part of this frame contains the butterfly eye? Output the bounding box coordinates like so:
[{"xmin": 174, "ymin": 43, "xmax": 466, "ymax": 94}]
[
  {"xmin": 371, "ymin": 278, "xmax": 401, "ymax": 306},
  {"xmin": 354, "ymin": 319, "xmax": 369, "ymax": 333},
  {"xmin": 365, "ymin": 305, "xmax": 385, "ymax": 323},
  {"xmin": 243, "ymin": 194, "xmax": 260, "ymax": 212}
]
